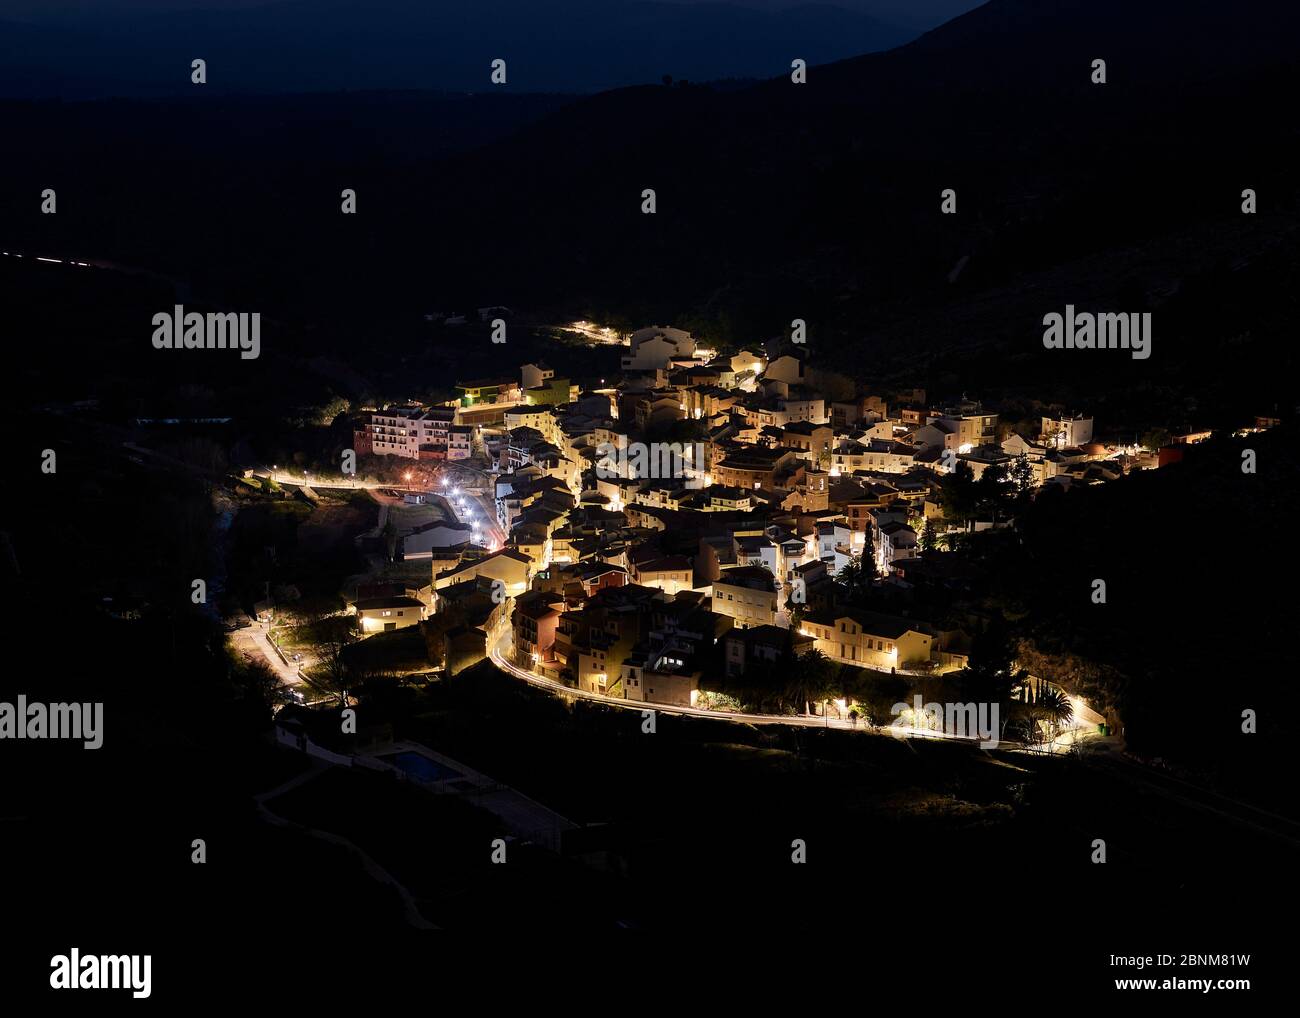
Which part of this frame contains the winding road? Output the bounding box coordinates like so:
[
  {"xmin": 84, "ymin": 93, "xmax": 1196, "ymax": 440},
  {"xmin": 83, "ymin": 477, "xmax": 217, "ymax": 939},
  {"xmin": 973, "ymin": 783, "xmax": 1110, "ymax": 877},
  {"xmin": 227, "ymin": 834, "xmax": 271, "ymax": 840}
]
[{"xmin": 487, "ymin": 630, "xmax": 978, "ymax": 741}]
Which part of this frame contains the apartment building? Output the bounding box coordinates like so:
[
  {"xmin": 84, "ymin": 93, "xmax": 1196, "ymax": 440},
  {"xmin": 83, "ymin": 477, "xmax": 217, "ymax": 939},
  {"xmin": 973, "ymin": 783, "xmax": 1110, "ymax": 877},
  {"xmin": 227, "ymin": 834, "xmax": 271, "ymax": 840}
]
[
  {"xmin": 831, "ymin": 438, "xmax": 915, "ymax": 475},
  {"xmin": 925, "ymin": 406, "xmax": 999, "ymax": 452},
  {"xmin": 512, "ymin": 592, "xmax": 564, "ymax": 669},
  {"xmin": 360, "ymin": 406, "xmax": 457, "ymax": 459},
  {"xmin": 1040, "ymin": 413, "xmax": 1095, "ymax": 449},
  {"xmin": 876, "ymin": 520, "xmax": 918, "ymax": 572},
  {"xmin": 712, "ymin": 564, "xmax": 780, "ymax": 630},
  {"xmin": 799, "ymin": 608, "xmax": 935, "ymax": 671}
]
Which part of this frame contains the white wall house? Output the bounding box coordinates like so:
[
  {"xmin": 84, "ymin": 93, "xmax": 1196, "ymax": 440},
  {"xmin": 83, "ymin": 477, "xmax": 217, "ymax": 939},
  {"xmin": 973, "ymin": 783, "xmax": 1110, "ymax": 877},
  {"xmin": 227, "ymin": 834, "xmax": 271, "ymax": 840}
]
[
  {"xmin": 876, "ymin": 521, "xmax": 917, "ymax": 573},
  {"xmin": 1041, "ymin": 414, "xmax": 1094, "ymax": 449},
  {"xmin": 622, "ymin": 327, "xmax": 696, "ymax": 371}
]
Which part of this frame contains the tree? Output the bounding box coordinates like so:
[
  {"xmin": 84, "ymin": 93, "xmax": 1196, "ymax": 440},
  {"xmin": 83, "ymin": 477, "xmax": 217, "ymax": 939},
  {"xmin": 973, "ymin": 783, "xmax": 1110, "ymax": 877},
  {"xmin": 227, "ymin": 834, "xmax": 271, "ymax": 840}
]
[
  {"xmin": 784, "ymin": 648, "xmax": 836, "ymax": 716},
  {"xmin": 277, "ymin": 593, "xmax": 343, "ymax": 630},
  {"xmin": 963, "ymin": 611, "xmax": 1025, "ymax": 705},
  {"xmin": 722, "ymin": 647, "xmax": 836, "ymax": 716},
  {"xmin": 1033, "ymin": 686, "xmax": 1074, "ymax": 743},
  {"xmin": 1014, "ymin": 682, "xmax": 1075, "ymax": 746},
  {"xmin": 1140, "ymin": 428, "xmax": 1171, "ymax": 451},
  {"xmin": 382, "ymin": 514, "xmax": 398, "ymax": 561},
  {"xmin": 834, "ymin": 554, "xmax": 876, "ymax": 607},
  {"xmin": 1009, "ymin": 454, "xmax": 1035, "ymax": 494},
  {"xmin": 230, "ymin": 656, "xmax": 282, "ymax": 724},
  {"xmin": 974, "ymin": 463, "xmax": 1014, "ymax": 528},
  {"xmin": 726, "ymin": 654, "xmax": 787, "ymax": 714},
  {"xmin": 303, "ymin": 615, "xmax": 359, "ymax": 709},
  {"xmin": 314, "ymin": 395, "xmax": 351, "ymax": 427},
  {"xmin": 940, "ymin": 460, "xmax": 978, "ymax": 531}
]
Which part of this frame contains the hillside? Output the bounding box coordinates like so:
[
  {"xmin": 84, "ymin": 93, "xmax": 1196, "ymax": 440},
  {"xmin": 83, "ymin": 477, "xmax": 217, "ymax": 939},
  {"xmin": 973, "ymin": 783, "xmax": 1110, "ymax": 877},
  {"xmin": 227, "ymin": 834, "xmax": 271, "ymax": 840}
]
[
  {"xmin": 0, "ymin": 0, "xmax": 912, "ymax": 96},
  {"xmin": 1, "ymin": 0, "xmax": 1297, "ymax": 423}
]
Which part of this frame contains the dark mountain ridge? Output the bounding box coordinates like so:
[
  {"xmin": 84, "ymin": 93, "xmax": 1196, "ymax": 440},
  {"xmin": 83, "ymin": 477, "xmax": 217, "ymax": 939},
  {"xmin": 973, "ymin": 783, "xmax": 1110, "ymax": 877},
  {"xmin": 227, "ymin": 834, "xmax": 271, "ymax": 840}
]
[
  {"xmin": 2, "ymin": 0, "xmax": 1297, "ymax": 420},
  {"xmin": 0, "ymin": 0, "xmax": 912, "ymax": 97}
]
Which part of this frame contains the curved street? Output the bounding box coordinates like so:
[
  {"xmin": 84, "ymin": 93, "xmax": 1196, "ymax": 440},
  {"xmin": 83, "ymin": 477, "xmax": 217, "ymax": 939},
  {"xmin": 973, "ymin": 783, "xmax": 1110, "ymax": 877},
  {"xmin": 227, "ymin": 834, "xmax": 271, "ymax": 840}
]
[{"xmin": 487, "ymin": 630, "xmax": 975, "ymax": 741}]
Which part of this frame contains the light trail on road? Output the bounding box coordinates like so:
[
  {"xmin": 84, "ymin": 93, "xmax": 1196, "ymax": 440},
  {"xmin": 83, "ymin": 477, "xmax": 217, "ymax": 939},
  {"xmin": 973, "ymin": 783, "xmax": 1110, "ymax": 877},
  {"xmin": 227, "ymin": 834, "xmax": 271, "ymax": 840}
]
[{"xmin": 488, "ymin": 632, "xmax": 977, "ymax": 741}]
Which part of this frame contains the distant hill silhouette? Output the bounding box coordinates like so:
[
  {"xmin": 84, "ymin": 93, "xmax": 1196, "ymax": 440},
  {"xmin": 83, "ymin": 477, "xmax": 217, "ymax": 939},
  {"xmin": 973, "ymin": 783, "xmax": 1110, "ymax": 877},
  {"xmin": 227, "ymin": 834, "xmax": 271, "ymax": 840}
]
[
  {"xmin": 0, "ymin": 0, "xmax": 912, "ymax": 97},
  {"xmin": 2, "ymin": 0, "xmax": 1298, "ymax": 423}
]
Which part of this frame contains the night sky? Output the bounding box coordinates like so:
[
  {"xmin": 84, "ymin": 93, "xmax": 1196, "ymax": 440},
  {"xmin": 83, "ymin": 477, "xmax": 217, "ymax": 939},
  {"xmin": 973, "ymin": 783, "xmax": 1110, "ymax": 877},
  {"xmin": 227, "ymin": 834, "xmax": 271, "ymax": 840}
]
[{"xmin": 0, "ymin": 0, "xmax": 989, "ymax": 96}]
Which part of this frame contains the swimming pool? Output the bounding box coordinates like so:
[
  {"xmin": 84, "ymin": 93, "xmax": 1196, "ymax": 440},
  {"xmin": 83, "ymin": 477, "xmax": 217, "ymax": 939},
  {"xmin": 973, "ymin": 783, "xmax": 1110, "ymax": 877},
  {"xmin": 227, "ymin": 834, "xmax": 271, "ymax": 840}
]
[{"xmin": 380, "ymin": 750, "xmax": 461, "ymax": 783}]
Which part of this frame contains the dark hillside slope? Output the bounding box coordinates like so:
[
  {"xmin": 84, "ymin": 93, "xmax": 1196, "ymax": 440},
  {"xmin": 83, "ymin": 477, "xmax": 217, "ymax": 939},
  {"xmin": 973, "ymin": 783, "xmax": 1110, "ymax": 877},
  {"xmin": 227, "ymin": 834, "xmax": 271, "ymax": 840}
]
[{"xmin": 1, "ymin": 0, "xmax": 1296, "ymax": 409}]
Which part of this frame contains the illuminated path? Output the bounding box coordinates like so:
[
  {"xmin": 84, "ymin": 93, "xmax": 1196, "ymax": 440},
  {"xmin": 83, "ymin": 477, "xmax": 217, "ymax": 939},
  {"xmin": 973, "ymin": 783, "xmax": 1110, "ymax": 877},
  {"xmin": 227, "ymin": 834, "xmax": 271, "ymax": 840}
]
[
  {"xmin": 260, "ymin": 470, "xmax": 381, "ymax": 490},
  {"xmin": 488, "ymin": 632, "xmax": 977, "ymax": 741}
]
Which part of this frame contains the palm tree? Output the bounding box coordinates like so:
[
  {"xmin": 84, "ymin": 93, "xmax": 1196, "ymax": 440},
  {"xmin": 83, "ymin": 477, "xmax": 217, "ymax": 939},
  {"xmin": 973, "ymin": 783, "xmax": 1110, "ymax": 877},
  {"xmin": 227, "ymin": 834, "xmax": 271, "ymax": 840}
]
[
  {"xmin": 1019, "ymin": 686, "xmax": 1071, "ymax": 748},
  {"xmin": 1029, "ymin": 686, "xmax": 1074, "ymax": 745},
  {"xmin": 784, "ymin": 648, "xmax": 835, "ymax": 716},
  {"xmin": 834, "ymin": 555, "xmax": 876, "ymax": 607}
]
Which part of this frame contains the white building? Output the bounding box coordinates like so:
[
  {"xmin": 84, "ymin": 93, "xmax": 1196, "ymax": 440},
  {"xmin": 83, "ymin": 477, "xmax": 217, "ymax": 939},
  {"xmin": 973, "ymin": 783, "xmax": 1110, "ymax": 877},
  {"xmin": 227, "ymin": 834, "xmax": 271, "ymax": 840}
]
[
  {"xmin": 876, "ymin": 521, "xmax": 917, "ymax": 573},
  {"xmin": 402, "ymin": 521, "xmax": 473, "ymax": 560},
  {"xmin": 622, "ymin": 326, "xmax": 696, "ymax": 371},
  {"xmin": 831, "ymin": 439, "xmax": 915, "ymax": 475},
  {"xmin": 1041, "ymin": 414, "xmax": 1094, "ymax": 449},
  {"xmin": 355, "ymin": 595, "xmax": 428, "ymax": 634},
  {"xmin": 922, "ymin": 410, "xmax": 998, "ymax": 452},
  {"xmin": 520, "ymin": 362, "xmax": 555, "ymax": 391},
  {"xmin": 365, "ymin": 407, "xmax": 456, "ymax": 459},
  {"xmin": 447, "ymin": 425, "xmax": 473, "ymax": 460},
  {"xmin": 817, "ymin": 519, "xmax": 854, "ymax": 574}
]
